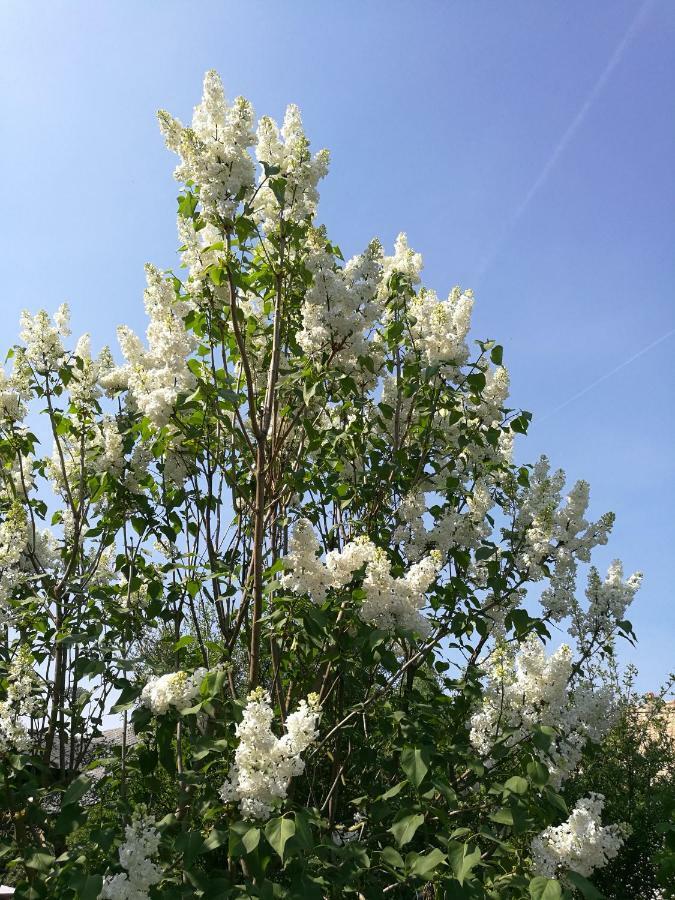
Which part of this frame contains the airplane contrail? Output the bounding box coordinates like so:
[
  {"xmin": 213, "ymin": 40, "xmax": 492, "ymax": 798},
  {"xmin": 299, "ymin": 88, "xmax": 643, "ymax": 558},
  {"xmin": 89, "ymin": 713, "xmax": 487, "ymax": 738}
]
[
  {"xmin": 475, "ymin": 0, "xmax": 655, "ymax": 283},
  {"xmin": 538, "ymin": 326, "xmax": 675, "ymax": 423}
]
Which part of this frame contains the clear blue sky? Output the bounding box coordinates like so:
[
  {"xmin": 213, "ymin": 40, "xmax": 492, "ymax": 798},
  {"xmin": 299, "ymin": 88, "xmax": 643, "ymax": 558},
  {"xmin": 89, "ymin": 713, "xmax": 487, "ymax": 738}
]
[{"xmin": 1, "ymin": 1, "xmax": 673, "ymax": 690}]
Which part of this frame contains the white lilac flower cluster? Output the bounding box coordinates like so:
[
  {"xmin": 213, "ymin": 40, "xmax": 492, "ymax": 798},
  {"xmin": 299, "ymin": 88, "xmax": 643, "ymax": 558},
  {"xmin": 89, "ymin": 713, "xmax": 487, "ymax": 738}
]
[
  {"xmin": 394, "ymin": 481, "xmax": 494, "ymax": 562},
  {"xmin": 158, "ymin": 69, "xmax": 329, "ymax": 233},
  {"xmin": 101, "ymin": 809, "xmax": 162, "ymax": 900},
  {"xmin": 298, "ymin": 239, "xmax": 383, "ymax": 371},
  {"xmin": 511, "ymin": 456, "xmax": 633, "ymax": 636},
  {"xmin": 531, "ymin": 794, "xmax": 626, "ymax": 880},
  {"xmin": 469, "ymin": 636, "xmax": 615, "ymax": 788},
  {"xmin": 158, "ymin": 70, "xmax": 256, "ymax": 223},
  {"xmin": 117, "ymin": 264, "xmax": 197, "ymax": 428},
  {"xmin": 219, "ymin": 688, "xmax": 321, "ymax": 821},
  {"xmin": 140, "ymin": 667, "xmax": 207, "ymax": 716},
  {"xmin": 0, "ymin": 366, "xmax": 28, "ymax": 423},
  {"xmin": 255, "ymin": 105, "xmax": 330, "ymax": 231},
  {"xmin": 0, "ymin": 501, "xmax": 53, "ymax": 624},
  {"xmin": 0, "ymin": 501, "xmax": 27, "ymax": 618},
  {"xmin": 578, "ymin": 560, "xmax": 642, "ymax": 642},
  {"xmin": 0, "ymin": 645, "xmax": 39, "ymax": 752},
  {"xmin": 93, "ymin": 417, "xmax": 125, "ymax": 479},
  {"xmin": 409, "ymin": 286, "xmax": 474, "ymax": 369},
  {"xmin": 379, "ymin": 232, "xmax": 423, "ymax": 295},
  {"xmin": 19, "ymin": 304, "xmax": 70, "ymax": 374},
  {"xmin": 282, "ymin": 519, "xmax": 442, "ymax": 635}
]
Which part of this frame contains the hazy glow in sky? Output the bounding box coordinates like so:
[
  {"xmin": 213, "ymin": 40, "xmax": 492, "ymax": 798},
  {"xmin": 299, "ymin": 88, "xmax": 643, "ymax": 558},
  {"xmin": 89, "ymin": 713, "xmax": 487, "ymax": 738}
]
[{"xmin": 1, "ymin": 1, "xmax": 673, "ymax": 689}]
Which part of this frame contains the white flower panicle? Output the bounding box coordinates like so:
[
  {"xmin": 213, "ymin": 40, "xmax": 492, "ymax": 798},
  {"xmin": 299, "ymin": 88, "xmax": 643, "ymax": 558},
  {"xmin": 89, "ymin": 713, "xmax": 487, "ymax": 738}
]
[
  {"xmin": 395, "ymin": 482, "xmax": 495, "ymax": 561},
  {"xmin": 380, "ymin": 232, "xmax": 423, "ymax": 295},
  {"xmin": 158, "ymin": 69, "xmax": 256, "ymax": 222},
  {"xmin": 409, "ymin": 286, "xmax": 474, "ymax": 368},
  {"xmin": 282, "ymin": 519, "xmax": 441, "ymax": 635},
  {"xmin": 19, "ymin": 304, "xmax": 70, "ymax": 374},
  {"xmin": 69, "ymin": 333, "xmax": 104, "ymax": 406},
  {"xmin": 0, "ymin": 367, "xmax": 27, "ymax": 422},
  {"xmin": 93, "ymin": 417, "xmax": 125, "ymax": 479},
  {"xmin": 140, "ymin": 667, "xmax": 207, "ymax": 715},
  {"xmin": 470, "ymin": 636, "xmax": 616, "ymax": 788},
  {"xmin": 117, "ymin": 264, "xmax": 197, "ymax": 428},
  {"xmin": 512, "ymin": 457, "xmax": 620, "ymax": 630},
  {"xmin": 359, "ymin": 547, "xmax": 441, "ymax": 636},
  {"xmin": 0, "ymin": 645, "xmax": 38, "ymax": 752},
  {"xmin": 255, "ymin": 105, "xmax": 330, "ymax": 230},
  {"xmin": 0, "ymin": 502, "xmax": 29, "ymax": 623},
  {"xmin": 298, "ymin": 240, "xmax": 383, "ymax": 369},
  {"xmin": 219, "ymin": 688, "xmax": 321, "ymax": 821},
  {"xmin": 531, "ymin": 794, "xmax": 626, "ymax": 879},
  {"xmin": 101, "ymin": 809, "xmax": 162, "ymax": 900},
  {"xmin": 578, "ymin": 560, "xmax": 642, "ymax": 640}
]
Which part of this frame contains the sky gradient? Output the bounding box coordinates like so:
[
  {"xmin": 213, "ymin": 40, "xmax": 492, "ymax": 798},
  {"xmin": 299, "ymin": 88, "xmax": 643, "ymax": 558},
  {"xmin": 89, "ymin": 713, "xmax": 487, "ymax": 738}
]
[{"xmin": 1, "ymin": 1, "xmax": 673, "ymax": 690}]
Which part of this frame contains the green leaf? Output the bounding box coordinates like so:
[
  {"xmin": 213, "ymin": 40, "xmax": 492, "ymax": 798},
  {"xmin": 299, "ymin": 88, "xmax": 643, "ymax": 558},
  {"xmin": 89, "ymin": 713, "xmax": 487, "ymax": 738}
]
[
  {"xmin": 566, "ymin": 871, "xmax": 605, "ymax": 899},
  {"xmin": 527, "ymin": 760, "xmax": 549, "ymax": 787},
  {"xmin": 173, "ymin": 634, "xmax": 196, "ymax": 651},
  {"xmin": 409, "ymin": 847, "xmax": 446, "ymax": 877},
  {"xmin": 229, "ymin": 821, "xmax": 260, "ymax": 858},
  {"xmin": 293, "ymin": 809, "xmax": 314, "ymax": 850},
  {"xmin": 62, "ymin": 774, "xmax": 91, "ymax": 807},
  {"xmin": 447, "ymin": 841, "xmax": 481, "ymax": 885},
  {"xmin": 401, "ymin": 747, "xmax": 430, "ymax": 789},
  {"xmin": 532, "ymin": 725, "xmax": 557, "ymax": 752},
  {"xmin": 265, "ymin": 816, "xmax": 295, "ymax": 861},
  {"xmin": 175, "ymin": 830, "xmax": 205, "ymax": 867},
  {"xmin": 529, "ymin": 876, "xmax": 562, "ymax": 900},
  {"xmin": 504, "ymin": 775, "xmax": 528, "ymax": 795},
  {"xmin": 379, "ymin": 780, "xmax": 407, "ymax": 801},
  {"xmin": 489, "ymin": 808, "xmax": 514, "ymax": 826},
  {"xmin": 202, "ymin": 829, "xmax": 228, "ymax": 852},
  {"xmin": 389, "ymin": 812, "xmax": 424, "ymax": 847},
  {"xmin": 72, "ymin": 874, "xmax": 103, "ymax": 900},
  {"xmin": 26, "ymin": 851, "xmax": 55, "ymax": 872},
  {"xmin": 490, "ymin": 344, "xmax": 504, "ymax": 365},
  {"xmin": 379, "ymin": 846, "xmax": 405, "ymax": 869}
]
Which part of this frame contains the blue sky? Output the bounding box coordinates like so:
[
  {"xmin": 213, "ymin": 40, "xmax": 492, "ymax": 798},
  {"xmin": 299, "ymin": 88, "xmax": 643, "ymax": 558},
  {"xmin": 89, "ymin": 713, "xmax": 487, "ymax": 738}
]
[{"xmin": 1, "ymin": 1, "xmax": 673, "ymax": 690}]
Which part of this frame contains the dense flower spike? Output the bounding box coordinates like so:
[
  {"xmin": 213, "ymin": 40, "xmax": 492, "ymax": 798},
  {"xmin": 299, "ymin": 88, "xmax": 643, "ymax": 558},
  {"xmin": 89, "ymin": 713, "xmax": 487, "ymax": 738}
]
[
  {"xmin": 219, "ymin": 689, "xmax": 321, "ymax": 820},
  {"xmin": 470, "ymin": 637, "xmax": 618, "ymax": 787},
  {"xmin": 0, "ymin": 645, "xmax": 38, "ymax": 752},
  {"xmin": 140, "ymin": 668, "xmax": 207, "ymax": 715},
  {"xmin": 254, "ymin": 105, "xmax": 330, "ymax": 230},
  {"xmin": 117, "ymin": 264, "xmax": 197, "ymax": 427},
  {"xmin": 282, "ymin": 519, "xmax": 441, "ymax": 634},
  {"xmin": 158, "ymin": 69, "xmax": 256, "ymax": 222},
  {"xmin": 531, "ymin": 794, "xmax": 627, "ymax": 879},
  {"xmin": 101, "ymin": 810, "xmax": 163, "ymax": 899}
]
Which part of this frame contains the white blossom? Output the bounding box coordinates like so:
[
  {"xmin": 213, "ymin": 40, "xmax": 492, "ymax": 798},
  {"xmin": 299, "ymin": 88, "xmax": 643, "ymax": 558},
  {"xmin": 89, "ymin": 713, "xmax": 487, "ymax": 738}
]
[
  {"xmin": 158, "ymin": 69, "xmax": 256, "ymax": 222},
  {"xmin": 19, "ymin": 304, "xmax": 70, "ymax": 374},
  {"xmin": 101, "ymin": 809, "xmax": 162, "ymax": 900},
  {"xmin": 470, "ymin": 637, "xmax": 617, "ymax": 788},
  {"xmin": 298, "ymin": 240, "xmax": 383, "ymax": 370},
  {"xmin": 219, "ymin": 689, "xmax": 321, "ymax": 820},
  {"xmin": 380, "ymin": 232, "xmax": 423, "ymax": 295},
  {"xmin": 93, "ymin": 417, "xmax": 125, "ymax": 479},
  {"xmin": 282, "ymin": 519, "xmax": 441, "ymax": 634},
  {"xmin": 531, "ymin": 794, "xmax": 626, "ymax": 879},
  {"xmin": 140, "ymin": 667, "xmax": 207, "ymax": 715},
  {"xmin": 117, "ymin": 264, "xmax": 197, "ymax": 428},
  {"xmin": 255, "ymin": 105, "xmax": 329, "ymax": 231},
  {"xmin": 409, "ymin": 286, "xmax": 474, "ymax": 368},
  {"xmin": 0, "ymin": 645, "xmax": 38, "ymax": 752}
]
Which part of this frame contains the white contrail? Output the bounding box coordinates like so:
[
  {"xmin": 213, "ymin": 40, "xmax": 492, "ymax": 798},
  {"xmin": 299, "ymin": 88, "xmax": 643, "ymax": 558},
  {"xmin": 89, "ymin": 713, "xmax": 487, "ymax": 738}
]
[
  {"xmin": 475, "ymin": 0, "xmax": 654, "ymax": 282},
  {"xmin": 538, "ymin": 326, "xmax": 675, "ymax": 423}
]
